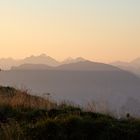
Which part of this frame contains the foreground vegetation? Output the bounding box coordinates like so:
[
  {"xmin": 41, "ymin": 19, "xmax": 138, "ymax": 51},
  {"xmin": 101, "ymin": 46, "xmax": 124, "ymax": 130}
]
[{"xmin": 0, "ymin": 86, "xmax": 140, "ymax": 140}]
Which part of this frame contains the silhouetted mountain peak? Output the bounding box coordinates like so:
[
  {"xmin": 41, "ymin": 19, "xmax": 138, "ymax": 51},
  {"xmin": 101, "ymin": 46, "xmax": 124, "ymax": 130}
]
[
  {"xmin": 75, "ymin": 57, "xmax": 86, "ymax": 61},
  {"xmin": 24, "ymin": 54, "xmax": 48, "ymax": 60},
  {"xmin": 62, "ymin": 57, "xmax": 86, "ymax": 64},
  {"xmin": 131, "ymin": 57, "xmax": 140, "ymax": 64},
  {"xmin": 23, "ymin": 54, "xmax": 59, "ymax": 66},
  {"xmin": 39, "ymin": 53, "xmax": 47, "ymax": 57}
]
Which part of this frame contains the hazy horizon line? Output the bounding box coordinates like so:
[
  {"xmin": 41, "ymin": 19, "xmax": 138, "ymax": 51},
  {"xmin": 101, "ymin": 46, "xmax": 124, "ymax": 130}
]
[{"xmin": 0, "ymin": 53, "xmax": 139, "ymax": 64}]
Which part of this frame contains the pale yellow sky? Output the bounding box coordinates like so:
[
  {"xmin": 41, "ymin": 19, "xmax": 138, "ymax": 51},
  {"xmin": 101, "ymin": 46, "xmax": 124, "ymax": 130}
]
[{"xmin": 0, "ymin": 0, "xmax": 140, "ymax": 63}]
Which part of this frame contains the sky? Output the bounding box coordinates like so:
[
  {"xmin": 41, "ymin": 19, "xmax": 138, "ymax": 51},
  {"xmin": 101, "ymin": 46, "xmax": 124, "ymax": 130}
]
[{"xmin": 0, "ymin": 0, "xmax": 140, "ymax": 62}]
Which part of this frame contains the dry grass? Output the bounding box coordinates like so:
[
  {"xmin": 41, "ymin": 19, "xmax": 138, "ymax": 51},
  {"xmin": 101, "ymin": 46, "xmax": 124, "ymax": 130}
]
[
  {"xmin": 0, "ymin": 121, "xmax": 24, "ymax": 140},
  {"xmin": 0, "ymin": 88, "xmax": 56, "ymax": 110}
]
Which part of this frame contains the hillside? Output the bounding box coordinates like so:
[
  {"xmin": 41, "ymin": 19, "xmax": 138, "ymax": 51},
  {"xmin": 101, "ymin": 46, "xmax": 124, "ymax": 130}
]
[{"xmin": 0, "ymin": 86, "xmax": 140, "ymax": 140}]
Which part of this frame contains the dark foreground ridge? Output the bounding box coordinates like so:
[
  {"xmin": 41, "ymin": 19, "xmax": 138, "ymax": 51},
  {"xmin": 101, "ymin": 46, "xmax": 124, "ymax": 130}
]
[{"xmin": 0, "ymin": 86, "xmax": 140, "ymax": 140}]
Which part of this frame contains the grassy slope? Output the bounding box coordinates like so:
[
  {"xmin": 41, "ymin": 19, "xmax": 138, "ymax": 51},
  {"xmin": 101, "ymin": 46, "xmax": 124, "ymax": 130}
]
[{"xmin": 0, "ymin": 86, "xmax": 140, "ymax": 140}]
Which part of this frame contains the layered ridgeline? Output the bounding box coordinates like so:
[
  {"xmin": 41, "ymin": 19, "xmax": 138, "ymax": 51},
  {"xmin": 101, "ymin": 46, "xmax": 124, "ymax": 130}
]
[
  {"xmin": 0, "ymin": 54, "xmax": 59, "ymax": 70},
  {"xmin": 0, "ymin": 54, "xmax": 86, "ymax": 70},
  {"xmin": 0, "ymin": 60, "xmax": 140, "ymax": 117},
  {"xmin": 111, "ymin": 57, "xmax": 140, "ymax": 76}
]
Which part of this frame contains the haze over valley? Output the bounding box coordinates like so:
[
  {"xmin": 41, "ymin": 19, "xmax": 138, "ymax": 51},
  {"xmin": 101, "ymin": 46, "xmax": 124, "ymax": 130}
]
[{"xmin": 0, "ymin": 54, "xmax": 140, "ymax": 117}]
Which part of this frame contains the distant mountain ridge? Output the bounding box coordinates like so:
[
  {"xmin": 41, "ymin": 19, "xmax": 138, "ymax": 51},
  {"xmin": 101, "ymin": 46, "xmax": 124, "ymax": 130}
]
[
  {"xmin": 11, "ymin": 61, "xmax": 121, "ymax": 71},
  {"xmin": 11, "ymin": 63, "xmax": 53, "ymax": 70},
  {"xmin": 0, "ymin": 58, "xmax": 20, "ymax": 70},
  {"xmin": 1, "ymin": 54, "xmax": 140, "ymax": 75},
  {"xmin": 131, "ymin": 58, "xmax": 140, "ymax": 65},
  {"xmin": 111, "ymin": 57, "xmax": 140, "ymax": 76},
  {"xmin": 0, "ymin": 54, "xmax": 86, "ymax": 70},
  {"xmin": 56, "ymin": 61, "xmax": 121, "ymax": 71},
  {"xmin": 22, "ymin": 54, "xmax": 59, "ymax": 66},
  {"xmin": 62, "ymin": 57, "xmax": 86, "ymax": 64}
]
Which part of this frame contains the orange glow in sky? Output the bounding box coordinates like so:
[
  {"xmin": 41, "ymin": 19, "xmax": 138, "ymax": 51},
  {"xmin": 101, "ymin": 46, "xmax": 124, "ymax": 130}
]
[{"xmin": 0, "ymin": 0, "xmax": 140, "ymax": 62}]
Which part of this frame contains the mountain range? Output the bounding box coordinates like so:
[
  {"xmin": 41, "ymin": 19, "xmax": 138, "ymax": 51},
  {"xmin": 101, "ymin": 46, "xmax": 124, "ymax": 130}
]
[
  {"xmin": 0, "ymin": 54, "xmax": 86, "ymax": 70},
  {"xmin": 111, "ymin": 58, "xmax": 140, "ymax": 76},
  {"xmin": 11, "ymin": 61, "xmax": 121, "ymax": 71},
  {"xmin": 1, "ymin": 53, "xmax": 140, "ymax": 77}
]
